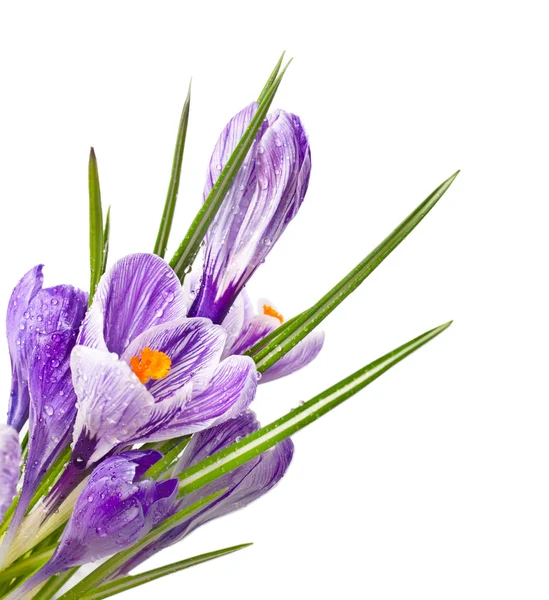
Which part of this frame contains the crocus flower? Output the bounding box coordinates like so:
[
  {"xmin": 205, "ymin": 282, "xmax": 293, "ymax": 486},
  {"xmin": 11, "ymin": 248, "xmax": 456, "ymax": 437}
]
[
  {"xmin": 44, "ymin": 254, "xmax": 257, "ymax": 516},
  {"xmin": 6, "ymin": 451, "xmax": 178, "ymax": 600},
  {"xmin": 0, "ymin": 424, "xmax": 20, "ymax": 522},
  {"xmin": 222, "ymin": 290, "xmax": 324, "ymax": 383},
  {"xmin": 188, "ymin": 103, "xmax": 311, "ymax": 324},
  {"xmin": 117, "ymin": 411, "xmax": 293, "ymax": 575},
  {"xmin": 0, "ymin": 283, "xmax": 87, "ymax": 563}
]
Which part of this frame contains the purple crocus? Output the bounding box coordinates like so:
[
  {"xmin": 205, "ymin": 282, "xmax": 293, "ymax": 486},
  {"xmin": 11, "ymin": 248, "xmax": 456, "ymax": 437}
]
[
  {"xmin": 0, "ymin": 424, "xmax": 21, "ymax": 522},
  {"xmin": 6, "ymin": 265, "xmax": 44, "ymax": 431},
  {"xmin": 0, "ymin": 282, "xmax": 87, "ymax": 563},
  {"xmin": 44, "ymin": 254, "xmax": 257, "ymax": 515},
  {"xmin": 188, "ymin": 103, "xmax": 311, "ymax": 324},
  {"xmin": 6, "ymin": 451, "xmax": 178, "ymax": 600},
  {"xmin": 5, "ymin": 267, "xmax": 87, "ymax": 431},
  {"xmin": 117, "ymin": 411, "xmax": 293, "ymax": 575},
  {"xmin": 222, "ymin": 290, "xmax": 324, "ymax": 383}
]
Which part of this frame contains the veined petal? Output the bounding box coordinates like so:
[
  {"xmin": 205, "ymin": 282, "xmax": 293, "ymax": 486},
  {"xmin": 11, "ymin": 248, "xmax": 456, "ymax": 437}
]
[
  {"xmin": 221, "ymin": 289, "xmax": 255, "ymax": 356},
  {"xmin": 147, "ymin": 355, "xmax": 257, "ymax": 440},
  {"xmin": 259, "ymin": 329, "xmax": 325, "ymax": 383},
  {"xmin": 0, "ymin": 425, "xmax": 21, "ymax": 522},
  {"xmin": 70, "ymin": 346, "xmax": 155, "ymax": 467},
  {"xmin": 5, "ymin": 265, "xmax": 44, "ymax": 431},
  {"xmin": 226, "ymin": 314, "xmax": 278, "ymax": 357},
  {"xmin": 190, "ymin": 109, "xmax": 311, "ymax": 324},
  {"xmin": 46, "ymin": 452, "xmax": 176, "ymax": 573},
  {"xmin": 79, "ymin": 254, "xmax": 187, "ymax": 356},
  {"xmin": 121, "ymin": 318, "xmax": 226, "ymax": 401}
]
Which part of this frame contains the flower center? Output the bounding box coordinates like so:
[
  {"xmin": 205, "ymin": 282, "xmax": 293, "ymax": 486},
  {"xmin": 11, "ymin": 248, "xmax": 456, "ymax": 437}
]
[
  {"xmin": 263, "ymin": 304, "xmax": 284, "ymax": 323},
  {"xmin": 130, "ymin": 347, "xmax": 171, "ymax": 384}
]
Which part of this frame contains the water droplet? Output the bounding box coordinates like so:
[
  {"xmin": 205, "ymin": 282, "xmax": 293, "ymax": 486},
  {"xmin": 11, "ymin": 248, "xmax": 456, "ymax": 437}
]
[{"xmin": 44, "ymin": 404, "xmax": 54, "ymax": 416}]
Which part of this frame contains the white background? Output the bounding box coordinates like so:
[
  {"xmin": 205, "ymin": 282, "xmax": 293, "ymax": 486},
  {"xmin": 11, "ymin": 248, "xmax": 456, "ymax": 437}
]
[{"xmin": 1, "ymin": 1, "xmax": 548, "ymax": 598}]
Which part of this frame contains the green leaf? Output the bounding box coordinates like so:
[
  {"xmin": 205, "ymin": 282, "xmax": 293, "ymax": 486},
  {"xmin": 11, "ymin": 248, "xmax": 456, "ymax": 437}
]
[
  {"xmin": 257, "ymin": 52, "xmax": 285, "ymax": 104},
  {"xmin": 80, "ymin": 544, "xmax": 252, "ymax": 600},
  {"xmin": 248, "ymin": 170, "xmax": 460, "ymax": 373},
  {"xmin": 56, "ymin": 489, "xmax": 226, "ymax": 600},
  {"xmin": 154, "ymin": 80, "xmax": 192, "ymax": 258},
  {"xmin": 88, "ymin": 148, "xmax": 104, "ymax": 305},
  {"xmin": 32, "ymin": 568, "xmax": 79, "ymax": 600},
  {"xmin": 179, "ymin": 320, "xmax": 452, "ymax": 494},
  {"xmin": 27, "ymin": 446, "xmax": 71, "ymax": 513},
  {"xmin": 0, "ymin": 548, "xmax": 54, "ymax": 582},
  {"xmin": 169, "ymin": 54, "xmax": 291, "ymax": 282},
  {"xmin": 144, "ymin": 435, "xmax": 191, "ymax": 480},
  {"xmin": 101, "ymin": 205, "xmax": 111, "ymax": 276}
]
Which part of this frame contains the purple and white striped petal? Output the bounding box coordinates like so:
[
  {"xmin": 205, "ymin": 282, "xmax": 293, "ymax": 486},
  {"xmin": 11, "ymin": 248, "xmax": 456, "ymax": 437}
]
[
  {"xmin": 70, "ymin": 346, "xmax": 156, "ymax": 468},
  {"xmin": 5, "ymin": 265, "xmax": 44, "ymax": 430},
  {"xmin": 221, "ymin": 289, "xmax": 256, "ymax": 355},
  {"xmin": 79, "ymin": 253, "xmax": 187, "ymax": 356},
  {"xmin": 189, "ymin": 106, "xmax": 311, "ymax": 324},
  {"xmin": 120, "ymin": 318, "xmax": 226, "ymax": 401},
  {"xmin": 0, "ymin": 425, "xmax": 21, "ymax": 522},
  {"xmin": 139, "ymin": 355, "xmax": 258, "ymax": 441}
]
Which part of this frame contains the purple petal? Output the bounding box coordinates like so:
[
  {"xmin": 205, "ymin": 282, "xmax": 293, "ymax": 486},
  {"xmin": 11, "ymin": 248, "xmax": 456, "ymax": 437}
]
[
  {"xmin": 79, "ymin": 254, "xmax": 187, "ymax": 356},
  {"xmin": 259, "ymin": 329, "xmax": 325, "ymax": 383},
  {"xmin": 0, "ymin": 425, "xmax": 21, "ymax": 522},
  {"xmin": 221, "ymin": 289, "xmax": 255, "ymax": 356},
  {"xmin": 70, "ymin": 346, "xmax": 156, "ymax": 468},
  {"xmin": 50, "ymin": 451, "xmax": 177, "ymax": 569},
  {"xmin": 5, "ymin": 265, "xmax": 44, "ymax": 430},
  {"xmin": 120, "ymin": 318, "xmax": 226, "ymax": 401},
  {"xmin": 225, "ymin": 314, "xmax": 278, "ymax": 357},
  {"xmin": 189, "ymin": 109, "xmax": 311, "ymax": 323},
  {"xmin": 149, "ymin": 355, "xmax": 258, "ymax": 440}
]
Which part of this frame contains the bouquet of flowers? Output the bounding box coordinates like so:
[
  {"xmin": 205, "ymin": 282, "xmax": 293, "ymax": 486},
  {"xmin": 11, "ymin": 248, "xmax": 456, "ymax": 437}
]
[{"xmin": 0, "ymin": 55, "xmax": 457, "ymax": 599}]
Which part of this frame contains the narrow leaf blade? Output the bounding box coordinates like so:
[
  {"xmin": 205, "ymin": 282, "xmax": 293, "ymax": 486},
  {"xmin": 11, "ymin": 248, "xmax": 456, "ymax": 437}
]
[
  {"xmin": 101, "ymin": 205, "xmax": 111, "ymax": 276},
  {"xmin": 179, "ymin": 321, "xmax": 452, "ymax": 494},
  {"xmin": 80, "ymin": 544, "xmax": 252, "ymax": 600},
  {"xmin": 249, "ymin": 170, "xmax": 460, "ymax": 372},
  {"xmin": 154, "ymin": 80, "xmax": 192, "ymax": 258},
  {"xmin": 257, "ymin": 52, "xmax": 285, "ymax": 104},
  {"xmin": 88, "ymin": 148, "xmax": 104, "ymax": 305}
]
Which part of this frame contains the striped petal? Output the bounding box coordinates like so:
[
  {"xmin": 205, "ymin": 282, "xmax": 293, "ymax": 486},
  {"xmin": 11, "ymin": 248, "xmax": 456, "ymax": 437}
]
[
  {"xmin": 120, "ymin": 318, "xmax": 226, "ymax": 401},
  {"xmin": 79, "ymin": 253, "xmax": 187, "ymax": 356},
  {"xmin": 146, "ymin": 355, "xmax": 258, "ymax": 440},
  {"xmin": 189, "ymin": 108, "xmax": 311, "ymax": 324}
]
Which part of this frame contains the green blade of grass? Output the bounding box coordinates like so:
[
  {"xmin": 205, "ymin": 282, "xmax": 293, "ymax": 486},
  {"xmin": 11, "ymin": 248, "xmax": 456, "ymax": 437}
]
[
  {"xmin": 257, "ymin": 52, "xmax": 285, "ymax": 104},
  {"xmin": 80, "ymin": 544, "xmax": 252, "ymax": 600},
  {"xmin": 88, "ymin": 148, "xmax": 104, "ymax": 305},
  {"xmin": 154, "ymin": 80, "xmax": 192, "ymax": 258},
  {"xmin": 101, "ymin": 205, "xmax": 111, "ymax": 276},
  {"xmin": 169, "ymin": 54, "xmax": 290, "ymax": 282},
  {"xmin": 179, "ymin": 321, "xmax": 452, "ymax": 495},
  {"xmin": 248, "ymin": 170, "xmax": 459, "ymax": 373},
  {"xmin": 56, "ymin": 490, "xmax": 225, "ymax": 600},
  {"xmin": 32, "ymin": 569, "xmax": 79, "ymax": 600}
]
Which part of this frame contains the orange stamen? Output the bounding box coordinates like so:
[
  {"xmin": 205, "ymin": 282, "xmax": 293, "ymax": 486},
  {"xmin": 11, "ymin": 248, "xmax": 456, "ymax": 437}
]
[
  {"xmin": 263, "ymin": 304, "xmax": 284, "ymax": 323},
  {"xmin": 130, "ymin": 347, "xmax": 171, "ymax": 384}
]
